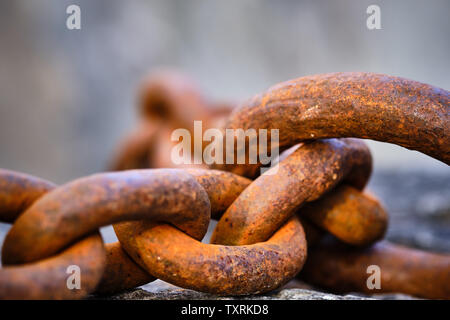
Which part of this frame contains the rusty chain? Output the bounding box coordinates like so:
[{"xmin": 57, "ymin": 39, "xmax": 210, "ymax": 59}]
[{"xmin": 0, "ymin": 71, "xmax": 449, "ymax": 299}]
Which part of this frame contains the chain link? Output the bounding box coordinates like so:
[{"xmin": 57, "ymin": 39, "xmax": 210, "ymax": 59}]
[{"xmin": 0, "ymin": 71, "xmax": 449, "ymax": 299}]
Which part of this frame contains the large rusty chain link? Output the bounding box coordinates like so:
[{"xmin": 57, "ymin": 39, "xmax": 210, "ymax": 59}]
[{"xmin": 0, "ymin": 72, "xmax": 449, "ymax": 299}]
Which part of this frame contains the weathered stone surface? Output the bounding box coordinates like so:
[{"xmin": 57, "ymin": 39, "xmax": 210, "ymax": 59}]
[
  {"xmin": 101, "ymin": 288, "xmax": 372, "ymax": 300},
  {"xmin": 95, "ymin": 280, "xmax": 371, "ymax": 300},
  {"xmin": 94, "ymin": 278, "xmax": 421, "ymax": 300}
]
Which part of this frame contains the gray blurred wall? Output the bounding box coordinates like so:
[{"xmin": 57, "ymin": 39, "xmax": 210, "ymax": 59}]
[{"xmin": 0, "ymin": 0, "xmax": 449, "ymax": 184}]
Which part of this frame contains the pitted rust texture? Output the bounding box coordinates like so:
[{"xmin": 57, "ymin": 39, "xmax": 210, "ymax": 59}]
[
  {"xmin": 1, "ymin": 70, "xmax": 449, "ymax": 299},
  {"xmin": 298, "ymin": 185, "xmax": 388, "ymax": 246},
  {"xmin": 114, "ymin": 215, "xmax": 307, "ymax": 295},
  {"xmin": 0, "ymin": 169, "xmax": 55, "ymax": 222},
  {"xmin": 2, "ymin": 169, "xmax": 211, "ymax": 265},
  {"xmin": 0, "ymin": 233, "xmax": 105, "ymax": 300},
  {"xmin": 98, "ymin": 169, "xmax": 252, "ymax": 294},
  {"xmin": 107, "ymin": 169, "xmax": 252, "ymax": 294},
  {"xmin": 300, "ymin": 239, "xmax": 450, "ymax": 300},
  {"xmin": 0, "ymin": 170, "xmax": 106, "ymax": 300},
  {"xmin": 112, "ymin": 167, "xmax": 387, "ymax": 295},
  {"xmin": 211, "ymin": 138, "xmax": 372, "ymax": 246},
  {"xmin": 214, "ymin": 72, "xmax": 449, "ymax": 177},
  {"xmin": 184, "ymin": 168, "xmax": 252, "ymax": 219},
  {"xmin": 0, "ymin": 168, "xmax": 255, "ymax": 296},
  {"xmin": 0, "ymin": 170, "xmax": 155, "ymax": 297}
]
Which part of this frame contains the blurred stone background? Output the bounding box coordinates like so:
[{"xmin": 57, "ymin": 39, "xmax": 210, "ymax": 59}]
[
  {"xmin": 0, "ymin": 0, "xmax": 449, "ymax": 182},
  {"xmin": 0, "ymin": 0, "xmax": 449, "ymax": 298}
]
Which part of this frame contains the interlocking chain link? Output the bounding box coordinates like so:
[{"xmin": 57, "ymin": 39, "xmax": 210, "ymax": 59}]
[
  {"xmin": 0, "ymin": 71, "xmax": 449, "ymax": 299},
  {"xmin": 0, "ymin": 169, "xmax": 105, "ymax": 299}
]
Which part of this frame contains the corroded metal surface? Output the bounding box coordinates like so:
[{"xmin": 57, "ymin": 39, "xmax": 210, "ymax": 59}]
[
  {"xmin": 214, "ymin": 72, "xmax": 449, "ymax": 177},
  {"xmin": 0, "ymin": 170, "xmax": 106, "ymax": 300},
  {"xmin": 299, "ymin": 185, "xmax": 388, "ymax": 246},
  {"xmin": 114, "ymin": 215, "xmax": 307, "ymax": 295},
  {"xmin": 300, "ymin": 239, "xmax": 450, "ymax": 299},
  {"xmin": 0, "ymin": 169, "xmax": 55, "ymax": 223},
  {"xmin": 0, "ymin": 71, "xmax": 448, "ymax": 299},
  {"xmin": 98, "ymin": 169, "xmax": 252, "ymax": 294},
  {"xmin": 184, "ymin": 168, "xmax": 251, "ymax": 219},
  {"xmin": 211, "ymin": 138, "xmax": 372, "ymax": 245},
  {"xmin": 0, "ymin": 233, "xmax": 105, "ymax": 300},
  {"xmin": 2, "ymin": 169, "xmax": 211, "ymax": 264},
  {"xmin": 113, "ymin": 166, "xmax": 388, "ymax": 295}
]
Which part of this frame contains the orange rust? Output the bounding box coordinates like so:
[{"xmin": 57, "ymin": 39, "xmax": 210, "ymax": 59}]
[
  {"xmin": 114, "ymin": 215, "xmax": 307, "ymax": 295},
  {"xmin": 0, "ymin": 169, "xmax": 55, "ymax": 223},
  {"xmin": 109, "ymin": 168, "xmax": 299, "ymax": 295},
  {"xmin": 214, "ymin": 72, "xmax": 449, "ymax": 177},
  {"xmin": 1, "ymin": 168, "xmax": 253, "ymax": 296},
  {"xmin": 211, "ymin": 138, "xmax": 372, "ymax": 246},
  {"xmin": 300, "ymin": 239, "xmax": 450, "ymax": 299},
  {"xmin": 299, "ymin": 185, "xmax": 388, "ymax": 246},
  {"xmin": 207, "ymin": 71, "xmax": 449, "ymax": 299},
  {"xmin": 184, "ymin": 168, "xmax": 251, "ymax": 219},
  {"xmin": 1, "ymin": 71, "xmax": 448, "ymax": 299},
  {"xmin": 0, "ymin": 169, "xmax": 106, "ymax": 300},
  {"xmin": 103, "ymin": 169, "xmax": 253, "ymax": 294},
  {"xmin": 0, "ymin": 233, "xmax": 105, "ymax": 300},
  {"xmin": 97, "ymin": 169, "xmax": 252, "ymax": 294},
  {"xmin": 112, "ymin": 149, "xmax": 387, "ymax": 295},
  {"xmin": 2, "ymin": 169, "xmax": 210, "ymax": 265}
]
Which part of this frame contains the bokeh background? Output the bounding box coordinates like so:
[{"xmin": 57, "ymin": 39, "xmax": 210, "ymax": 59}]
[
  {"xmin": 0, "ymin": 0, "xmax": 449, "ymax": 256},
  {"xmin": 1, "ymin": 0, "xmax": 449, "ymax": 183}
]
